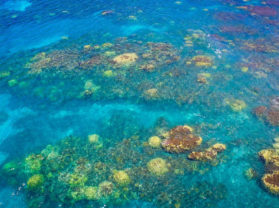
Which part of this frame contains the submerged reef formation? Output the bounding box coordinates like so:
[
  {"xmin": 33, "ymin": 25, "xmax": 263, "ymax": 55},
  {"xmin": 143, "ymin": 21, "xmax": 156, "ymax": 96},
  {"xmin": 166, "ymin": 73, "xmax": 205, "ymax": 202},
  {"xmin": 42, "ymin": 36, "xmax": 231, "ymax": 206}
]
[
  {"xmin": 147, "ymin": 158, "xmax": 169, "ymax": 176},
  {"xmin": 161, "ymin": 125, "xmax": 202, "ymax": 153},
  {"xmin": 0, "ymin": 32, "xmax": 228, "ymax": 106},
  {"xmin": 148, "ymin": 136, "xmax": 162, "ymax": 148},
  {"xmin": 253, "ymin": 97, "xmax": 279, "ymax": 126},
  {"xmin": 113, "ymin": 53, "xmax": 138, "ymax": 66},
  {"xmin": 188, "ymin": 143, "xmax": 226, "ymax": 161},
  {"xmin": 112, "ymin": 170, "xmax": 131, "ymax": 186},
  {"xmin": 262, "ymin": 171, "xmax": 279, "ymax": 195},
  {"xmin": 224, "ymin": 98, "xmax": 247, "ymax": 112},
  {"xmin": 1, "ymin": 122, "xmax": 228, "ymax": 208},
  {"xmin": 259, "ymin": 138, "xmax": 279, "ymax": 195},
  {"xmin": 191, "ymin": 55, "xmax": 213, "ymax": 67}
]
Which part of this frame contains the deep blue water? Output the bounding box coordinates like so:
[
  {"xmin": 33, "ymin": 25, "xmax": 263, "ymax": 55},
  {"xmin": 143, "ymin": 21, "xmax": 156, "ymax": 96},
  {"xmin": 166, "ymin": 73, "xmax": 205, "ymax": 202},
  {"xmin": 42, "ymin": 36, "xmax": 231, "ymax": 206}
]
[{"xmin": 1, "ymin": 0, "xmax": 279, "ymax": 207}]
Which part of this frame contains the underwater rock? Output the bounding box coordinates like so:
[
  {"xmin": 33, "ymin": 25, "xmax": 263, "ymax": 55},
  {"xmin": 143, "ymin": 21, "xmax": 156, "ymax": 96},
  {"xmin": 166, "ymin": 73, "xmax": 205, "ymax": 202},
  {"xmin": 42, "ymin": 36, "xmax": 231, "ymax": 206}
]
[
  {"xmin": 188, "ymin": 143, "xmax": 226, "ymax": 161},
  {"xmin": 113, "ymin": 53, "xmax": 138, "ymax": 66},
  {"xmin": 147, "ymin": 158, "xmax": 169, "ymax": 176},
  {"xmin": 112, "ymin": 170, "xmax": 131, "ymax": 186},
  {"xmin": 148, "ymin": 136, "xmax": 162, "ymax": 148},
  {"xmin": 262, "ymin": 171, "xmax": 279, "ymax": 195},
  {"xmin": 161, "ymin": 125, "xmax": 202, "ymax": 153}
]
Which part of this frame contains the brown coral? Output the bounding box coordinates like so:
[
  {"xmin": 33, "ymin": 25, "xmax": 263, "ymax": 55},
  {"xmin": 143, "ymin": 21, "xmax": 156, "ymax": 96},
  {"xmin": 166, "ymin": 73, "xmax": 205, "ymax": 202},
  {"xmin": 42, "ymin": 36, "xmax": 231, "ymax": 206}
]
[
  {"xmin": 253, "ymin": 106, "xmax": 267, "ymax": 118},
  {"xmin": 191, "ymin": 55, "xmax": 213, "ymax": 67},
  {"xmin": 188, "ymin": 143, "xmax": 226, "ymax": 161},
  {"xmin": 161, "ymin": 125, "xmax": 202, "ymax": 153},
  {"xmin": 267, "ymin": 110, "xmax": 279, "ymax": 126},
  {"xmin": 27, "ymin": 50, "xmax": 80, "ymax": 73},
  {"xmin": 262, "ymin": 171, "xmax": 279, "ymax": 195}
]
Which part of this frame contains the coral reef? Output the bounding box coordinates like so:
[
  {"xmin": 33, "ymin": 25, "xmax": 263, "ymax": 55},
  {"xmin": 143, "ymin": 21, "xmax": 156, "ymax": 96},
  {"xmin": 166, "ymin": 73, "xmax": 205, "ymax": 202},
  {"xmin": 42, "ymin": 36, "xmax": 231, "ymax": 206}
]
[
  {"xmin": 83, "ymin": 186, "xmax": 99, "ymax": 200},
  {"xmin": 262, "ymin": 171, "xmax": 279, "ymax": 195},
  {"xmin": 161, "ymin": 125, "xmax": 202, "ymax": 153},
  {"xmin": 113, "ymin": 53, "xmax": 138, "ymax": 66},
  {"xmin": 245, "ymin": 168, "xmax": 257, "ymax": 180},
  {"xmin": 267, "ymin": 110, "xmax": 279, "ymax": 126},
  {"xmin": 1, "ymin": 124, "xmax": 227, "ymax": 207},
  {"xmin": 147, "ymin": 158, "xmax": 169, "ymax": 176},
  {"xmin": 26, "ymin": 50, "xmax": 80, "ymax": 73},
  {"xmin": 253, "ymin": 106, "xmax": 267, "ymax": 118},
  {"xmin": 188, "ymin": 143, "xmax": 226, "ymax": 161},
  {"xmin": 259, "ymin": 149, "xmax": 279, "ymax": 171},
  {"xmin": 88, "ymin": 134, "xmax": 100, "ymax": 143},
  {"xmin": 25, "ymin": 154, "xmax": 43, "ymax": 174},
  {"xmin": 0, "ymin": 36, "xmax": 185, "ymax": 104},
  {"xmin": 259, "ymin": 137, "xmax": 279, "ymax": 195},
  {"xmin": 197, "ymin": 73, "xmax": 211, "ymax": 84},
  {"xmin": 143, "ymin": 88, "xmax": 159, "ymax": 100},
  {"xmin": 191, "ymin": 55, "xmax": 213, "ymax": 67},
  {"xmin": 27, "ymin": 174, "xmax": 44, "ymax": 191},
  {"xmin": 148, "ymin": 136, "xmax": 162, "ymax": 148},
  {"xmin": 225, "ymin": 98, "xmax": 247, "ymax": 112},
  {"xmin": 112, "ymin": 170, "xmax": 131, "ymax": 186}
]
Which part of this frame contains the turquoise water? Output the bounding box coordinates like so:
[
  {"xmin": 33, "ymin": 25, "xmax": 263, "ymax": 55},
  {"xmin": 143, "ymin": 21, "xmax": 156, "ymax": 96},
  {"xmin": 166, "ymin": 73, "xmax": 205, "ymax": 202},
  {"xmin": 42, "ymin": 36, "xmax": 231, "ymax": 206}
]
[{"xmin": 1, "ymin": 0, "xmax": 279, "ymax": 207}]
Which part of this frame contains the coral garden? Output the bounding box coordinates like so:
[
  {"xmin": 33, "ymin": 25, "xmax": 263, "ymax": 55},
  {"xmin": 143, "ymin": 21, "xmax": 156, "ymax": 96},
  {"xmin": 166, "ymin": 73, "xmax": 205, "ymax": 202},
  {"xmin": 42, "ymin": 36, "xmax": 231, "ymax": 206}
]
[
  {"xmin": 1, "ymin": 124, "xmax": 228, "ymax": 208},
  {"xmin": 2, "ymin": 0, "xmax": 279, "ymax": 207}
]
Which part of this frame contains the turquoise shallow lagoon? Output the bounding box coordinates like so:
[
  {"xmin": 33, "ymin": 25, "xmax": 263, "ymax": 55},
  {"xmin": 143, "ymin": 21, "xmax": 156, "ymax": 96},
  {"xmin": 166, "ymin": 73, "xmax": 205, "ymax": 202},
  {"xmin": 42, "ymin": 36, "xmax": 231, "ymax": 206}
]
[{"xmin": 1, "ymin": 0, "xmax": 279, "ymax": 207}]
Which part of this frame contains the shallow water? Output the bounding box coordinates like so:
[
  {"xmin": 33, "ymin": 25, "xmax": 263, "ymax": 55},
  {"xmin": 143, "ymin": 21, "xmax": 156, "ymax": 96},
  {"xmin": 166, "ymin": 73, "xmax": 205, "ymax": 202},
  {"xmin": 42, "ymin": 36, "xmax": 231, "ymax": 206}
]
[{"xmin": 1, "ymin": 0, "xmax": 279, "ymax": 207}]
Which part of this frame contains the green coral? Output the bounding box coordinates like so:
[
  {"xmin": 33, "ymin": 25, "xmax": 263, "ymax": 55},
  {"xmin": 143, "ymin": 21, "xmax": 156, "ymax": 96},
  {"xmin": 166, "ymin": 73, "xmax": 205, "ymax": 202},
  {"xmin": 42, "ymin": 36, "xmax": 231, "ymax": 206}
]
[
  {"xmin": 83, "ymin": 186, "xmax": 99, "ymax": 200},
  {"xmin": 0, "ymin": 71, "xmax": 10, "ymax": 79},
  {"xmin": 68, "ymin": 173, "xmax": 88, "ymax": 187},
  {"xmin": 8, "ymin": 79, "xmax": 18, "ymax": 87},
  {"xmin": 70, "ymin": 189, "xmax": 85, "ymax": 202},
  {"xmin": 2, "ymin": 161, "xmax": 18, "ymax": 176},
  {"xmin": 27, "ymin": 174, "xmax": 44, "ymax": 191},
  {"xmin": 25, "ymin": 154, "xmax": 43, "ymax": 174}
]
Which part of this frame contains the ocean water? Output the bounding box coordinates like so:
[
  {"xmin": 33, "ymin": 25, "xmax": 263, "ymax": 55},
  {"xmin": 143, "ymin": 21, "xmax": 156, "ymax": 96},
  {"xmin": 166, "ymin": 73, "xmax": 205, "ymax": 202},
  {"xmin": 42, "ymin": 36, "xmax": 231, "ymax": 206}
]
[{"xmin": 1, "ymin": 0, "xmax": 279, "ymax": 207}]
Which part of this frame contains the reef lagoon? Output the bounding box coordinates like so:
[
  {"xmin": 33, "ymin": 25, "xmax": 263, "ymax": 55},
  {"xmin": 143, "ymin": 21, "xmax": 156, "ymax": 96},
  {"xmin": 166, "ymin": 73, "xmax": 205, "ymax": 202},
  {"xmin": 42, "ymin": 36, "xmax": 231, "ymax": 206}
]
[{"xmin": 1, "ymin": 0, "xmax": 279, "ymax": 207}]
